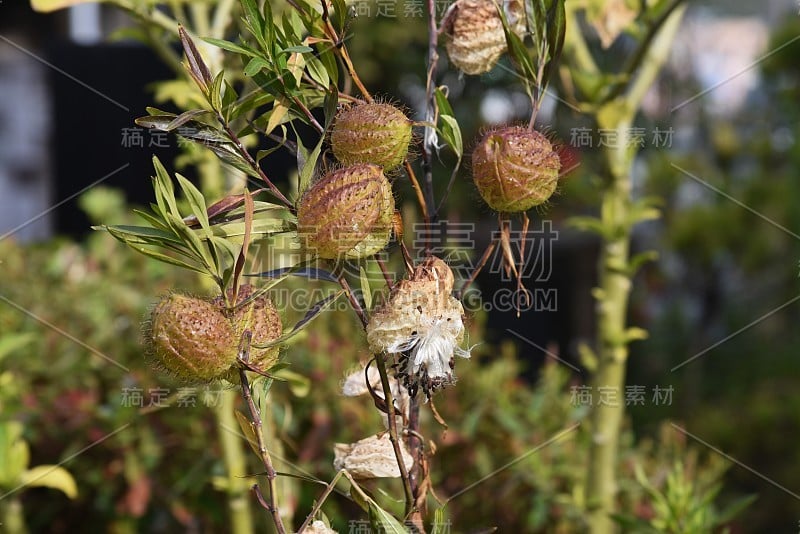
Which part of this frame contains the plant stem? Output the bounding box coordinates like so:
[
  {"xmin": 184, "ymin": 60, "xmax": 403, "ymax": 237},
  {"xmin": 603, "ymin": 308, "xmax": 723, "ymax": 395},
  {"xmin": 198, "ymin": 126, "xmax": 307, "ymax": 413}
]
[
  {"xmin": 239, "ymin": 366, "xmax": 287, "ymax": 534},
  {"xmin": 404, "ymin": 161, "xmax": 430, "ymax": 224},
  {"xmin": 317, "ymin": 0, "xmax": 373, "ymax": 102},
  {"xmin": 337, "ymin": 273, "xmax": 416, "ymax": 517},
  {"xmin": 216, "ymin": 389, "xmax": 255, "ymax": 534},
  {"xmin": 215, "ymin": 111, "xmax": 295, "ymax": 211},
  {"xmin": 583, "ymin": 7, "xmax": 686, "ymax": 533},
  {"xmin": 374, "ymin": 354, "xmax": 416, "ymax": 516},
  {"xmin": 0, "ymin": 498, "xmax": 28, "ymax": 534}
]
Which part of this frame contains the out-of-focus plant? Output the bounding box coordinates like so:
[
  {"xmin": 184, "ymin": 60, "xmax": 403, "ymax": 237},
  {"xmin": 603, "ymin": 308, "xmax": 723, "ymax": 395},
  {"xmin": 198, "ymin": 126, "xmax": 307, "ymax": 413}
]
[
  {"xmin": 559, "ymin": 1, "xmax": 688, "ymax": 531},
  {"xmin": 0, "ymin": 335, "xmax": 78, "ymax": 534}
]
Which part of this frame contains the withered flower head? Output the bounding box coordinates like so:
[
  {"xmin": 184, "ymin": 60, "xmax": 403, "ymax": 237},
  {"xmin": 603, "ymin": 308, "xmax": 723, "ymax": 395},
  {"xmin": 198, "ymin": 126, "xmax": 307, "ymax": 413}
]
[{"xmin": 366, "ymin": 257, "xmax": 469, "ymax": 398}]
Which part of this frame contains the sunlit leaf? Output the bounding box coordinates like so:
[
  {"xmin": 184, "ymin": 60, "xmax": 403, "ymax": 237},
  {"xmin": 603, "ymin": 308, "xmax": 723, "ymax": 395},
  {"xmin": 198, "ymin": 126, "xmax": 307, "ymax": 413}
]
[
  {"xmin": 20, "ymin": 465, "xmax": 78, "ymax": 499},
  {"xmin": 359, "ymin": 266, "xmax": 372, "ymax": 311},
  {"xmin": 248, "ymin": 266, "xmax": 338, "ymax": 283},
  {"xmin": 202, "ymin": 37, "xmax": 259, "ymax": 58}
]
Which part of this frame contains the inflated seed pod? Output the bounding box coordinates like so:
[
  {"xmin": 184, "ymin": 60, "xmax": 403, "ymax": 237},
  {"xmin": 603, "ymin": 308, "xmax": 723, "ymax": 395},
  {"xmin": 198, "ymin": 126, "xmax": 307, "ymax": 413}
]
[
  {"xmin": 146, "ymin": 293, "xmax": 238, "ymax": 382},
  {"xmin": 443, "ymin": 0, "xmax": 525, "ymax": 75},
  {"xmin": 297, "ymin": 163, "xmax": 395, "ymax": 259},
  {"xmin": 330, "ymin": 102, "xmax": 413, "ymax": 170},
  {"xmin": 471, "ymin": 126, "xmax": 561, "ymax": 212}
]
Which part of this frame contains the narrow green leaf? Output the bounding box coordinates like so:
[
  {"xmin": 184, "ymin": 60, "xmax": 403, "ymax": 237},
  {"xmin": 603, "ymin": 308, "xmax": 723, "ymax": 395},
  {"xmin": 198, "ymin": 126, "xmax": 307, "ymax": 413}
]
[
  {"xmin": 241, "ymin": 0, "xmax": 266, "ymax": 48},
  {"xmin": 543, "ymin": 0, "xmax": 566, "ymax": 84},
  {"xmin": 323, "ymin": 84, "xmax": 338, "ymax": 129},
  {"xmin": 329, "ymin": 0, "xmax": 348, "ymax": 34},
  {"xmin": 136, "ymin": 114, "xmax": 181, "ymax": 131},
  {"xmin": 368, "ymin": 501, "xmax": 406, "ymax": 533},
  {"xmin": 210, "ymin": 71, "xmax": 225, "ymax": 112},
  {"xmin": 222, "ymin": 81, "xmax": 239, "ymax": 122},
  {"xmin": 306, "ymin": 56, "xmax": 330, "ymax": 88},
  {"xmin": 204, "ymin": 144, "xmax": 261, "ymax": 178},
  {"xmin": 202, "ymin": 37, "xmax": 259, "ymax": 58},
  {"xmin": 208, "ymin": 218, "xmax": 292, "ymax": 239},
  {"xmin": 244, "ymin": 56, "xmax": 271, "ymax": 77},
  {"xmin": 439, "ymin": 115, "xmax": 463, "ymax": 157},
  {"xmin": 431, "ymin": 507, "xmax": 449, "ymax": 534},
  {"xmin": 133, "ymin": 247, "xmax": 207, "ymax": 274},
  {"xmin": 281, "ymin": 45, "xmax": 313, "ymax": 54},
  {"xmin": 175, "ymin": 174, "xmax": 209, "ymax": 231},
  {"xmin": 232, "ymin": 92, "xmax": 275, "ymax": 120},
  {"xmin": 234, "ymin": 409, "xmax": 261, "ymax": 457},
  {"xmin": 298, "ymin": 134, "xmax": 324, "ymax": 197},
  {"xmin": 359, "ymin": 266, "xmax": 372, "ymax": 311},
  {"xmin": 133, "ymin": 208, "xmax": 171, "ymax": 231},
  {"xmin": 152, "ymin": 157, "xmax": 180, "ymax": 219},
  {"xmin": 164, "ymin": 212, "xmax": 215, "ymax": 271},
  {"xmin": 105, "ymin": 224, "xmax": 182, "ymax": 245},
  {"xmin": 317, "ymin": 46, "xmax": 339, "ymax": 87},
  {"xmin": 167, "ymin": 110, "xmax": 211, "ymax": 131}
]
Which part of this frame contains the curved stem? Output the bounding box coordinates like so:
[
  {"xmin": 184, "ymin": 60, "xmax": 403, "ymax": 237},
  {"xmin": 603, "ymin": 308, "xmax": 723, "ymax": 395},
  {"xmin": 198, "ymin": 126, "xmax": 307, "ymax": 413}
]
[{"xmin": 318, "ymin": 0, "xmax": 373, "ymax": 102}]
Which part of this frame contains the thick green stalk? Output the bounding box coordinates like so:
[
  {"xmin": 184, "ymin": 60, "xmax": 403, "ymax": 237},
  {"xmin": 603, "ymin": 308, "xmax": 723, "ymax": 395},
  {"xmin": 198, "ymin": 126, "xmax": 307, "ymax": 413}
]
[
  {"xmin": 584, "ymin": 7, "xmax": 686, "ymax": 533},
  {"xmin": 216, "ymin": 389, "xmax": 255, "ymax": 534},
  {"xmin": 585, "ymin": 105, "xmax": 635, "ymax": 533},
  {"xmin": 0, "ymin": 497, "xmax": 28, "ymax": 534}
]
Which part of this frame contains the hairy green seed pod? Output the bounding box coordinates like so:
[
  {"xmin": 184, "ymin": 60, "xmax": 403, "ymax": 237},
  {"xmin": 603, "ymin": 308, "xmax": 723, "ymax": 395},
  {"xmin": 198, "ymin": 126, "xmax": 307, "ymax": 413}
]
[
  {"xmin": 146, "ymin": 293, "xmax": 238, "ymax": 382},
  {"xmin": 297, "ymin": 164, "xmax": 395, "ymax": 259},
  {"xmin": 331, "ymin": 103, "xmax": 413, "ymax": 170},
  {"xmin": 471, "ymin": 126, "xmax": 561, "ymax": 212},
  {"xmin": 220, "ymin": 285, "xmax": 283, "ymax": 381},
  {"xmin": 443, "ymin": 0, "xmax": 525, "ymax": 75}
]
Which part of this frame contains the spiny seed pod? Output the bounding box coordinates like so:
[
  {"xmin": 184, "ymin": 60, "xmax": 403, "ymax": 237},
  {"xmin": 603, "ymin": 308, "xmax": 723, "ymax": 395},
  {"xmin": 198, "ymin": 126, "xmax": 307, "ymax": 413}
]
[
  {"xmin": 297, "ymin": 163, "xmax": 395, "ymax": 259},
  {"xmin": 146, "ymin": 293, "xmax": 238, "ymax": 382},
  {"xmin": 443, "ymin": 0, "xmax": 525, "ymax": 75},
  {"xmin": 330, "ymin": 102, "xmax": 413, "ymax": 170},
  {"xmin": 221, "ymin": 286, "xmax": 283, "ymax": 381},
  {"xmin": 472, "ymin": 126, "xmax": 561, "ymax": 212}
]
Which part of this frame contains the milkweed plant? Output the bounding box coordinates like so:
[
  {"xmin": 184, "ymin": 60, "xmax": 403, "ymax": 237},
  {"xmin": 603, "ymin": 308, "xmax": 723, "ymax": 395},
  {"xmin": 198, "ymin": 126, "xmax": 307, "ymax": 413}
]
[
  {"xmin": 81, "ymin": 0, "xmax": 570, "ymax": 530},
  {"xmin": 24, "ymin": 0, "xmax": 750, "ymax": 531}
]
